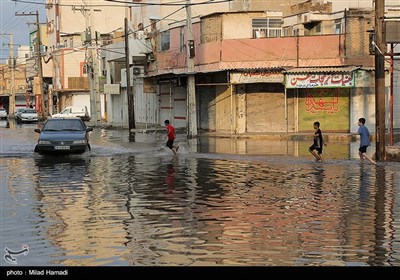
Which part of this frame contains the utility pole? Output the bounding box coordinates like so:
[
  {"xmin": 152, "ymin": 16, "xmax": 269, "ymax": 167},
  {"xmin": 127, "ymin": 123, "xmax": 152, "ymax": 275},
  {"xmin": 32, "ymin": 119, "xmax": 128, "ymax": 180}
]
[
  {"xmin": 10, "ymin": 34, "xmax": 15, "ymax": 119},
  {"xmin": 15, "ymin": 11, "xmax": 46, "ymax": 119},
  {"xmin": 374, "ymin": 0, "xmax": 386, "ymax": 161},
  {"xmin": 36, "ymin": 11, "xmax": 46, "ymax": 119},
  {"xmin": 125, "ymin": 17, "xmax": 135, "ymax": 130},
  {"xmin": 1, "ymin": 33, "xmax": 15, "ymax": 118},
  {"xmin": 89, "ymin": 2, "xmax": 101, "ymax": 123},
  {"xmin": 186, "ymin": 0, "xmax": 197, "ymax": 138},
  {"xmin": 74, "ymin": 2, "xmax": 101, "ymax": 123}
]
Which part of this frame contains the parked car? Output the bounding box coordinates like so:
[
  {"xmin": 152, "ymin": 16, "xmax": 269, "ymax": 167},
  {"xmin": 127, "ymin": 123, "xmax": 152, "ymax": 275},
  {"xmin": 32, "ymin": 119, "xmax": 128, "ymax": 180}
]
[
  {"xmin": 17, "ymin": 108, "xmax": 39, "ymax": 123},
  {"xmin": 34, "ymin": 117, "xmax": 93, "ymax": 154},
  {"xmin": 52, "ymin": 106, "xmax": 90, "ymax": 121},
  {"xmin": 0, "ymin": 108, "xmax": 7, "ymax": 119},
  {"xmin": 14, "ymin": 108, "xmax": 27, "ymax": 120}
]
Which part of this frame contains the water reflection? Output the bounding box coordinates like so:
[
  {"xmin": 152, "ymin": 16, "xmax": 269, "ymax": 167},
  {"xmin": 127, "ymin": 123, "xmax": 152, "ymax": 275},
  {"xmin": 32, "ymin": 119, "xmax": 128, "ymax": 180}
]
[{"xmin": 1, "ymin": 126, "xmax": 400, "ymax": 266}]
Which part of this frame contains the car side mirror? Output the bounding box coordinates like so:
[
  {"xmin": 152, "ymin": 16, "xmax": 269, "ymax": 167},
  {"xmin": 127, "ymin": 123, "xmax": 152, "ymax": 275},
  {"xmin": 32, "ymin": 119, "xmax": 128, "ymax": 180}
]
[
  {"xmin": 86, "ymin": 127, "xmax": 93, "ymax": 132},
  {"xmin": 34, "ymin": 128, "xmax": 41, "ymax": 133}
]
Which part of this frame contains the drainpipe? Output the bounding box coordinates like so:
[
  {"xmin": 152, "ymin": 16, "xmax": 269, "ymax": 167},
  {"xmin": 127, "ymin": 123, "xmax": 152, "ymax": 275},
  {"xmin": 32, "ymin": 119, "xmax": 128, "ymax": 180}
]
[
  {"xmin": 390, "ymin": 43, "xmax": 394, "ymax": 145},
  {"xmin": 285, "ymin": 86, "xmax": 288, "ymax": 134},
  {"xmin": 230, "ymin": 81, "xmax": 233, "ymax": 136},
  {"xmin": 296, "ymin": 29, "xmax": 299, "ymax": 67}
]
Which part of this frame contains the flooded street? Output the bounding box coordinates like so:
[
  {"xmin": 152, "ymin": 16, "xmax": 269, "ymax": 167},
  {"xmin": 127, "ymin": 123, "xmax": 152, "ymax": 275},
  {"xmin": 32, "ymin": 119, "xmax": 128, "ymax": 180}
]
[{"xmin": 1, "ymin": 120, "xmax": 400, "ymax": 266}]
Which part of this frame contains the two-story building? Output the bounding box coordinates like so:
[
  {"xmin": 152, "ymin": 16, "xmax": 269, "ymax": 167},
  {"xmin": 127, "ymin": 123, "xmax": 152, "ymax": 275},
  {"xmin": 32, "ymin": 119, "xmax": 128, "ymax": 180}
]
[
  {"xmin": 0, "ymin": 47, "xmax": 29, "ymax": 116},
  {"xmin": 45, "ymin": 0, "xmax": 128, "ymax": 120},
  {"xmin": 102, "ymin": 0, "xmax": 399, "ymax": 135}
]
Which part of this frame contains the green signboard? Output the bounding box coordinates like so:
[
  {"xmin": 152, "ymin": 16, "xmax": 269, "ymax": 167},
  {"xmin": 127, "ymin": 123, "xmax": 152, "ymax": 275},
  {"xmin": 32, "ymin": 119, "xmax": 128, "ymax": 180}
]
[{"xmin": 298, "ymin": 88, "xmax": 350, "ymax": 132}]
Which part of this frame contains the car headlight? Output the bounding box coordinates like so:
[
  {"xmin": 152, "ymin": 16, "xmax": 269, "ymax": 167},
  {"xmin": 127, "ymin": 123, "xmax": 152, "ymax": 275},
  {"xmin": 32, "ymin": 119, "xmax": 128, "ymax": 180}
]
[
  {"xmin": 72, "ymin": 139, "xmax": 86, "ymax": 144},
  {"xmin": 38, "ymin": 140, "xmax": 51, "ymax": 144}
]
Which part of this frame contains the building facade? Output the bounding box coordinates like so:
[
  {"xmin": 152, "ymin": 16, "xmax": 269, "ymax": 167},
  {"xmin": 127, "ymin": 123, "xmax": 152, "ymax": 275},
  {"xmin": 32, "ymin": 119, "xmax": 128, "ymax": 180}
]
[{"xmin": 100, "ymin": 0, "xmax": 399, "ymax": 135}]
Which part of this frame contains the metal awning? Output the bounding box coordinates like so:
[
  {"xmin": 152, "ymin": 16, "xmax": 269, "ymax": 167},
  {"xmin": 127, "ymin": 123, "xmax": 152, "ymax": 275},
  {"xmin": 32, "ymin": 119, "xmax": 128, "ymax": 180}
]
[{"xmin": 284, "ymin": 66, "xmax": 360, "ymax": 74}]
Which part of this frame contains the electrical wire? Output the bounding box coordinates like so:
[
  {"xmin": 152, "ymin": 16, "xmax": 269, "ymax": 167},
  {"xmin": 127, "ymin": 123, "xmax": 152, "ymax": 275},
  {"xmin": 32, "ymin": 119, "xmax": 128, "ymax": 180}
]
[{"xmin": 10, "ymin": 0, "xmax": 234, "ymax": 7}]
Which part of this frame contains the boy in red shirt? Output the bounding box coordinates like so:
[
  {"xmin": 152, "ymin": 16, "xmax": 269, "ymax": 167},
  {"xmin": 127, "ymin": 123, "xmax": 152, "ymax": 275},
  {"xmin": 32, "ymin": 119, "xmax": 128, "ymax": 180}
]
[{"xmin": 164, "ymin": 120, "xmax": 179, "ymax": 155}]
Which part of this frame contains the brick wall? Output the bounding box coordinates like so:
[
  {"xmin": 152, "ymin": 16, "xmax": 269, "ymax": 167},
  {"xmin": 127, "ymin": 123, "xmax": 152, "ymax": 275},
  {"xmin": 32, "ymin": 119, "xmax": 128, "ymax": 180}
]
[{"xmin": 344, "ymin": 10, "xmax": 374, "ymax": 66}]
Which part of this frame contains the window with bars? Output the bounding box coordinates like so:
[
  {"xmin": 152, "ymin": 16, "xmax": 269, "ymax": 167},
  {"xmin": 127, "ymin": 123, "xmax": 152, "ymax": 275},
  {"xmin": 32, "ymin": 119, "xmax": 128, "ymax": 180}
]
[
  {"xmin": 179, "ymin": 27, "xmax": 185, "ymax": 52},
  {"xmin": 252, "ymin": 18, "xmax": 282, "ymax": 38},
  {"xmin": 335, "ymin": 20, "xmax": 342, "ymax": 34},
  {"xmin": 160, "ymin": 30, "xmax": 170, "ymax": 51}
]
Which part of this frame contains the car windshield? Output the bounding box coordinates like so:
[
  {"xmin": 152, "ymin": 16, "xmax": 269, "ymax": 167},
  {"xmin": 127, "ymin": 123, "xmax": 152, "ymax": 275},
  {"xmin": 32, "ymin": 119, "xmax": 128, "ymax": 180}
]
[
  {"xmin": 43, "ymin": 119, "xmax": 84, "ymax": 131},
  {"xmin": 22, "ymin": 109, "xmax": 37, "ymax": 113}
]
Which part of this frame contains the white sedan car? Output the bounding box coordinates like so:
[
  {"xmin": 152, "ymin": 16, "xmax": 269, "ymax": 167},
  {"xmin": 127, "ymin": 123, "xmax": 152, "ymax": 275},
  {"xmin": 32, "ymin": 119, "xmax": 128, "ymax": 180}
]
[
  {"xmin": 0, "ymin": 108, "xmax": 8, "ymax": 119},
  {"xmin": 17, "ymin": 108, "xmax": 39, "ymax": 123},
  {"xmin": 14, "ymin": 108, "xmax": 27, "ymax": 120}
]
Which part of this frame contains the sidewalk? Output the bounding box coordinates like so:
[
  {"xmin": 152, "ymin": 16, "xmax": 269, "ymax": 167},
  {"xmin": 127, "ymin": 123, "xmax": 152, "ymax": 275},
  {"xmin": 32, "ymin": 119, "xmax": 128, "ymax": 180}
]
[
  {"xmin": 199, "ymin": 131, "xmax": 400, "ymax": 162},
  {"xmin": 92, "ymin": 121, "xmax": 400, "ymax": 162}
]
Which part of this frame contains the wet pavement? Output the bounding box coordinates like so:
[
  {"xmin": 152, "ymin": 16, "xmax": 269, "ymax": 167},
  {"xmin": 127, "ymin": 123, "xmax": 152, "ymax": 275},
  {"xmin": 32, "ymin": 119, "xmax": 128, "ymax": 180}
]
[{"xmin": 1, "ymin": 119, "xmax": 400, "ymax": 266}]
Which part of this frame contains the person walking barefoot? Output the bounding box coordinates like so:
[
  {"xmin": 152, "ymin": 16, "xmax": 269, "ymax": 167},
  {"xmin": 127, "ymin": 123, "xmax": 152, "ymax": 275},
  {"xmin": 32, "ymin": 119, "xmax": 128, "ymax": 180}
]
[
  {"xmin": 164, "ymin": 120, "xmax": 179, "ymax": 155},
  {"xmin": 308, "ymin": 121, "xmax": 327, "ymax": 162},
  {"xmin": 357, "ymin": 118, "xmax": 377, "ymax": 165}
]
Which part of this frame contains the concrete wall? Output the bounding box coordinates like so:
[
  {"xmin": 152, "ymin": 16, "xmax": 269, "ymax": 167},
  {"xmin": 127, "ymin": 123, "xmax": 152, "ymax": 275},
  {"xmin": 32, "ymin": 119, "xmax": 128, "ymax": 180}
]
[
  {"xmin": 351, "ymin": 86, "xmax": 376, "ymax": 134},
  {"xmin": 46, "ymin": 0, "xmax": 125, "ymax": 50},
  {"xmin": 350, "ymin": 69, "xmax": 396, "ymax": 134},
  {"xmin": 154, "ymin": 33, "xmax": 344, "ymax": 73},
  {"xmin": 51, "ymin": 49, "xmax": 86, "ymax": 90},
  {"xmin": 222, "ymin": 13, "xmax": 264, "ymax": 39},
  {"xmin": 332, "ymin": 0, "xmax": 400, "ymax": 11}
]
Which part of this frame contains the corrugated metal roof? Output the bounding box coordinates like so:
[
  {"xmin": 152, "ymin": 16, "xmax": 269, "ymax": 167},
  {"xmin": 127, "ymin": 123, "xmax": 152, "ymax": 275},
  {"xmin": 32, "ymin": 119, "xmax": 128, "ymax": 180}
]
[
  {"xmin": 146, "ymin": 62, "xmax": 357, "ymax": 77},
  {"xmin": 284, "ymin": 66, "xmax": 360, "ymax": 74}
]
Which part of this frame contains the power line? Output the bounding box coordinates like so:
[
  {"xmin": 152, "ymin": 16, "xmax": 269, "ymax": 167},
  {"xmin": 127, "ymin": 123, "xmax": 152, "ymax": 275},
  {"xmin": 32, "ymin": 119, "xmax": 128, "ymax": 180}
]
[
  {"xmin": 105, "ymin": 0, "xmax": 234, "ymax": 6},
  {"xmin": 11, "ymin": 0, "xmax": 234, "ymax": 7}
]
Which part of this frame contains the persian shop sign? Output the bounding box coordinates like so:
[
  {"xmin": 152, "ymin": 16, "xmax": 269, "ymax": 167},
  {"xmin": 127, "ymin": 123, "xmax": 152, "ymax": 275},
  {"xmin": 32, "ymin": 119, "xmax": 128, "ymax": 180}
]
[
  {"xmin": 286, "ymin": 73, "xmax": 355, "ymax": 88},
  {"xmin": 231, "ymin": 71, "xmax": 284, "ymax": 84}
]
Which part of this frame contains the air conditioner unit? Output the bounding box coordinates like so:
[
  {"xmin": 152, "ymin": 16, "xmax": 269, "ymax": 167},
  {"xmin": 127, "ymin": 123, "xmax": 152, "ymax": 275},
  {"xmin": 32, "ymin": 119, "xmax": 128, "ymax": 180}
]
[
  {"xmin": 40, "ymin": 45, "xmax": 47, "ymax": 53},
  {"xmin": 132, "ymin": 67, "xmax": 141, "ymax": 75}
]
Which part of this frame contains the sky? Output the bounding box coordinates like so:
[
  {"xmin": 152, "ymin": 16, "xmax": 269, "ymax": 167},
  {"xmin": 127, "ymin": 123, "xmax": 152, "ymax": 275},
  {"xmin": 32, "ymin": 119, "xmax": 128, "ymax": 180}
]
[
  {"xmin": 0, "ymin": 0, "xmax": 46, "ymax": 63},
  {"xmin": 0, "ymin": 0, "xmax": 399, "ymax": 63}
]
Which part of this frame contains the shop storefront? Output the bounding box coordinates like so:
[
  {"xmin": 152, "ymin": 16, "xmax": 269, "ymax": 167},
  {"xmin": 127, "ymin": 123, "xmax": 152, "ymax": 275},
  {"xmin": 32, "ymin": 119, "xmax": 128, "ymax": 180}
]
[{"xmin": 285, "ymin": 67, "xmax": 358, "ymax": 132}]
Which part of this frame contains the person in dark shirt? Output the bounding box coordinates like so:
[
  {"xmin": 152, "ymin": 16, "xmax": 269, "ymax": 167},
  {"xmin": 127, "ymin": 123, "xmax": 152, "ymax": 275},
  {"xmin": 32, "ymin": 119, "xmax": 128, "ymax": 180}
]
[
  {"xmin": 164, "ymin": 120, "xmax": 179, "ymax": 155},
  {"xmin": 358, "ymin": 118, "xmax": 377, "ymax": 165},
  {"xmin": 308, "ymin": 121, "xmax": 327, "ymax": 162}
]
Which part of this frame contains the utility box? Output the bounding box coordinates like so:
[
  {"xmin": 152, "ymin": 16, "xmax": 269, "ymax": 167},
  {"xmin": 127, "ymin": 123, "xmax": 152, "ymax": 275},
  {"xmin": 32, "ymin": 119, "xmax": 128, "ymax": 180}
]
[
  {"xmin": 81, "ymin": 31, "xmax": 91, "ymax": 43},
  {"xmin": 188, "ymin": 40, "xmax": 195, "ymax": 58},
  {"xmin": 385, "ymin": 21, "xmax": 400, "ymax": 43}
]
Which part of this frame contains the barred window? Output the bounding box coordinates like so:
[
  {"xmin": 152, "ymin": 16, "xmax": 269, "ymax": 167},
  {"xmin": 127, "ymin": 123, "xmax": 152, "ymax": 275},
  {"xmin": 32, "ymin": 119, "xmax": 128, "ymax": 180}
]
[
  {"xmin": 252, "ymin": 18, "xmax": 282, "ymax": 38},
  {"xmin": 180, "ymin": 27, "xmax": 185, "ymax": 52},
  {"xmin": 160, "ymin": 30, "xmax": 170, "ymax": 51},
  {"xmin": 335, "ymin": 20, "xmax": 342, "ymax": 34}
]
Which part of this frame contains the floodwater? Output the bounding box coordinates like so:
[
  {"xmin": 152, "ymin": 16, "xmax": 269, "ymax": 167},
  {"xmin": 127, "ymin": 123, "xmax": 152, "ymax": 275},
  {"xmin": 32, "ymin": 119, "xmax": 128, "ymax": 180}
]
[{"xmin": 1, "ymin": 120, "xmax": 400, "ymax": 266}]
